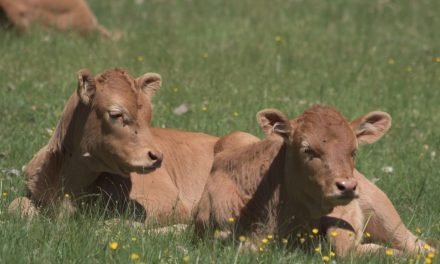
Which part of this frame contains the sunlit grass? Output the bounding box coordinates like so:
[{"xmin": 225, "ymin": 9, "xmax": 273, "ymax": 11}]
[{"xmin": 0, "ymin": 0, "xmax": 439, "ymax": 263}]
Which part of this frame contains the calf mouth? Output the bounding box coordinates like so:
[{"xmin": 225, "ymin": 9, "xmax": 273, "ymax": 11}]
[
  {"xmin": 328, "ymin": 193, "xmax": 359, "ymax": 206},
  {"xmin": 122, "ymin": 164, "xmax": 159, "ymax": 175}
]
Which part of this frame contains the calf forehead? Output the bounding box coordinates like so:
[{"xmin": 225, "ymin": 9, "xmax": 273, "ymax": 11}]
[
  {"xmin": 94, "ymin": 69, "xmax": 144, "ymax": 114},
  {"xmin": 297, "ymin": 106, "xmax": 356, "ymax": 148}
]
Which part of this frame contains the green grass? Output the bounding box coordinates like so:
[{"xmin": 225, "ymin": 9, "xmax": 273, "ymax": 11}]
[{"xmin": 1, "ymin": 0, "xmax": 439, "ymax": 263}]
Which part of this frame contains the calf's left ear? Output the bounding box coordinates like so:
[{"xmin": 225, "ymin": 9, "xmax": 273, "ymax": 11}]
[
  {"xmin": 137, "ymin": 73, "xmax": 162, "ymax": 97},
  {"xmin": 77, "ymin": 69, "xmax": 96, "ymax": 105},
  {"xmin": 256, "ymin": 108, "xmax": 292, "ymax": 138},
  {"xmin": 350, "ymin": 111, "xmax": 392, "ymax": 144}
]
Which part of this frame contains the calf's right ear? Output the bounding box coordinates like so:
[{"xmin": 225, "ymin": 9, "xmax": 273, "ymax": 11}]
[
  {"xmin": 77, "ymin": 69, "xmax": 96, "ymax": 105},
  {"xmin": 350, "ymin": 111, "xmax": 392, "ymax": 145},
  {"xmin": 256, "ymin": 109, "xmax": 292, "ymax": 138}
]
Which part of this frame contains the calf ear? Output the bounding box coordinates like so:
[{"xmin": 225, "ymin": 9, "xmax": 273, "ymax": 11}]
[
  {"xmin": 256, "ymin": 109, "xmax": 292, "ymax": 138},
  {"xmin": 77, "ymin": 69, "xmax": 96, "ymax": 105},
  {"xmin": 137, "ymin": 73, "xmax": 162, "ymax": 97},
  {"xmin": 350, "ymin": 111, "xmax": 392, "ymax": 145}
]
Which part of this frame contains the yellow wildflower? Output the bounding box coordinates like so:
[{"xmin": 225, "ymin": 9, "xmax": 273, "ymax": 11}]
[
  {"xmin": 330, "ymin": 231, "xmax": 337, "ymax": 237},
  {"xmin": 261, "ymin": 238, "xmax": 269, "ymax": 244},
  {"xmin": 322, "ymin": 256, "xmax": 330, "ymax": 262},
  {"xmin": 281, "ymin": 238, "xmax": 288, "ymax": 244},
  {"xmin": 130, "ymin": 253, "xmax": 140, "ymax": 260},
  {"xmin": 2, "ymin": 192, "xmax": 7, "ymax": 197},
  {"xmin": 173, "ymin": 87, "xmax": 179, "ymax": 93},
  {"xmin": 330, "ymin": 251, "xmax": 336, "ymax": 257},
  {"xmin": 424, "ymin": 244, "xmax": 432, "ymax": 251},
  {"xmin": 388, "ymin": 58, "xmax": 395, "ymax": 65},
  {"xmin": 267, "ymin": 234, "xmax": 273, "ymax": 240},
  {"xmin": 131, "ymin": 237, "xmax": 137, "ymax": 241},
  {"xmin": 232, "ymin": 112, "xmax": 239, "ymax": 117},
  {"xmin": 428, "ymin": 252, "xmax": 435, "ymax": 258},
  {"xmin": 137, "ymin": 56, "xmax": 144, "ymax": 62},
  {"xmin": 415, "ymin": 227, "xmax": 422, "ymax": 234},
  {"xmin": 109, "ymin": 241, "xmax": 119, "ymax": 250},
  {"xmin": 385, "ymin": 248, "xmax": 394, "ymax": 256},
  {"xmin": 435, "ymin": 57, "xmax": 440, "ymax": 63},
  {"xmin": 364, "ymin": 232, "xmax": 371, "ymax": 238},
  {"xmin": 425, "ymin": 258, "xmax": 432, "ymax": 264},
  {"xmin": 312, "ymin": 228, "xmax": 319, "ymax": 235},
  {"xmin": 259, "ymin": 247, "xmax": 265, "ymax": 253},
  {"xmin": 348, "ymin": 232, "xmax": 353, "ymax": 237},
  {"xmin": 314, "ymin": 246, "xmax": 320, "ymax": 253},
  {"xmin": 299, "ymin": 238, "xmax": 305, "ymax": 244},
  {"xmin": 64, "ymin": 193, "xmax": 70, "ymax": 198},
  {"xmin": 227, "ymin": 217, "xmax": 235, "ymax": 223},
  {"xmin": 239, "ymin": 235, "xmax": 246, "ymax": 242},
  {"xmin": 201, "ymin": 106, "xmax": 208, "ymax": 112},
  {"xmin": 182, "ymin": 255, "xmax": 190, "ymax": 262},
  {"xmin": 275, "ymin": 35, "xmax": 282, "ymax": 43}
]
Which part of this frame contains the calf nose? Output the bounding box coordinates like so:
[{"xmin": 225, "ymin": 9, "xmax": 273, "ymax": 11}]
[
  {"xmin": 147, "ymin": 150, "xmax": 163, "ymax": 167},
  {"xmin": 335, "ymin": 180, "xmax": 357, "ymax": 193}
]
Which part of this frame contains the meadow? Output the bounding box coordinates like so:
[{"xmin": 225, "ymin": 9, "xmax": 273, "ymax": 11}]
[{"xmin": 0, "ymin": 0, "xmax": 439, "ymax": 263}]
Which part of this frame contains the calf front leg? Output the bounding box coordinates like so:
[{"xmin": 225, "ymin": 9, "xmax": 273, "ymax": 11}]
[
  {"xmin": 354, "ymin": 170, "xmax": 431, "ymax": 254},
  {"xmin": 8, "ymin": 196, "xmax": 39, "ymax": 218},
  {"xmin": 194, "ymin": 172, "xmax": 247, "ymax": 237},
  {"xmin": 322, "ymin": 201, "xmax": 363, "ymax": 258},
  {"xmin": 130, "ymin": 171, "xmax": 190, "ymax": 225}
]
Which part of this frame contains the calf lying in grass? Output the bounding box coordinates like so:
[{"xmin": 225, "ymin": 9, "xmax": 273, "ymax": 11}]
[
  {"xmin": 195, "ymin": 106, "xmax": 433, "ymax": 257},
  {"xmin": 9, "ymin": 68, "xmax": 164, "ymax": 217},
  {"xmin": 8, "ymin": 67, "xmax": 218, "ymax": 224}
]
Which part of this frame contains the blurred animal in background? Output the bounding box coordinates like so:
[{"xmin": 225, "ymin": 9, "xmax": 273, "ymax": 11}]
[{"xmin": 0, "ymin": 0, "xmax": 117, "ymax": 37}]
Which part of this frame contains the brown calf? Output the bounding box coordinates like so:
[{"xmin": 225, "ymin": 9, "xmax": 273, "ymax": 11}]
[
  {"xmin": 195, "ymin": 105, "xmax": 431, "ymax": 256},
  {"xmin": 9, "ymin": 68, "xmax": 163, "ymax": 216},
  {"xmin": 0, "ymin": 0, "xmax": 114, "ymax": 37}
]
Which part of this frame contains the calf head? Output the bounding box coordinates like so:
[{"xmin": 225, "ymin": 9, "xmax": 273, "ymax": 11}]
[
  {"xmin": 76, "ymin": 68, "xmax": 163, "ymax": 176},
  {"xmin": 257, "ymin": 105, "xmax": 391, "ymax": 218}
]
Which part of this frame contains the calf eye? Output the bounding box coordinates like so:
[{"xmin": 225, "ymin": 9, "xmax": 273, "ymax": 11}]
[
  {"xmin": 304, "ymin": 147, "xmax": 320, "ymax": 159},
  {"xmin": 109, "ymin": 110, "xmax": 123, "ymax": 119}
]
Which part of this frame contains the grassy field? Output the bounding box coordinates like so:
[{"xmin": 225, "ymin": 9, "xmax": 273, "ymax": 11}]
[{"xmin": 1, "ymin": 0, "xmax": 439, "ymax": 263}]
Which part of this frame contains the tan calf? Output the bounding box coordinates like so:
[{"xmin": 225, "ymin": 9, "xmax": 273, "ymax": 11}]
[
  {"xmin": 194, "ymin": 105, "xmax": 431, "ymax": 257},
  {"xmin": 0, "ymin": 0, "xmax": 114, "ymax": 37},
  {"xmin": 9, "ymin": 68, "xmax": 163, "ymax": 216}
]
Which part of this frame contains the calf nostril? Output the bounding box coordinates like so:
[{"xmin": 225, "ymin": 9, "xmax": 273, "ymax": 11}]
[
  {"xmin": 148, "ymin": 151, "xmax": 159, "ymax": 161},
  {"xmin": 336, "ymin": 182, "xmax": 346, "ymax": 191}
]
